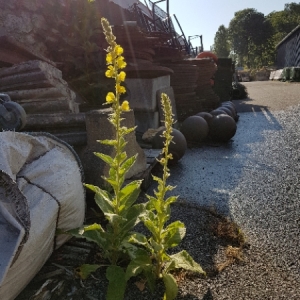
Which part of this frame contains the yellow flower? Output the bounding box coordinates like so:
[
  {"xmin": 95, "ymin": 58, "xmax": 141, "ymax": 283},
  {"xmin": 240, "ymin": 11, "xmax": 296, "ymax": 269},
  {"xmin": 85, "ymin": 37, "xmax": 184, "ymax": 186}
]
[
  {"xmin": 121, "ymin": 100, "xmax": 130, "ymax": 111},
  {"xmin": 106, "ymin": 92, "xmax": 115, "ymax": 103},
  {"xmin": 106, "ymin": 52, "xmax": 113, "ymax": 64},
  {"xmin": 115, "ymin": 45, "xmax": 123, "ymax": 56},
  {"xmin": 118, "ymin": 71, "xmax": 126, "ymax": 82},
  {"xmin": 117, "ymin": 56, "xmax": 127, "ymax": 69},
  {"xmin": 116, "ymin": 84, "xmax": 126, "ymax": 94},
  {"xmin": 105, "ymin": 65, "xmax": 114, "ymax": 78}
]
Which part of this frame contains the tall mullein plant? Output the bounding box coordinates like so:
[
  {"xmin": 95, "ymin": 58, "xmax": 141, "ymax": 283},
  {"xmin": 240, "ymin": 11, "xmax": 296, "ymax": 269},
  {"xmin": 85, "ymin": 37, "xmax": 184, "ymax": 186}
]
[
  {"xmin": 67, "ymin": 18, "xmax": 145, "ymax": 300},
  {"xmin": 128, "ymin": 94, "xmax": 206, "ymax": 300}
]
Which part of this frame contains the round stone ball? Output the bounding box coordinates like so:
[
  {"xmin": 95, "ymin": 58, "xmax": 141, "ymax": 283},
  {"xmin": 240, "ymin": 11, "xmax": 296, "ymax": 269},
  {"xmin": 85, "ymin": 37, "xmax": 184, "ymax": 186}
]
[
  {"xmin": 210, "ymin": 109, "xmax": 229, "ymax": 116},
  {"xmin": 221, "ymin": 103, "xmax": 238, "ymax": 121},
  {"xmin": 152, "ymin": 127, "xmax": 187, "ymax": 162},
  {"xmin": 180, "ymin": 116, "xmax": 209, "ymax": 143},
  {"xmin": 216, "ymin": 106, "xmax": 233, "ymax": 118},
  {"xmin": 208, "ymin": 114, "xmax": 237, "ymax": 142},
  {"xmin": 195, "ymin": 112, "xmax": 214, "ymax": 123}
]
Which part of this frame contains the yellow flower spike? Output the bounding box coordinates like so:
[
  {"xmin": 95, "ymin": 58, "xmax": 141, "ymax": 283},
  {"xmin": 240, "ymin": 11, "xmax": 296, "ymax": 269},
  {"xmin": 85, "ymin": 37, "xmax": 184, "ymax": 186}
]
[
  {"xmin": 121, "ymin": 100, "xmax": 130, "ymax": 111},
  {"xmin": 106, "ymin": 92, "xmax": 116, "ymax": 103}
]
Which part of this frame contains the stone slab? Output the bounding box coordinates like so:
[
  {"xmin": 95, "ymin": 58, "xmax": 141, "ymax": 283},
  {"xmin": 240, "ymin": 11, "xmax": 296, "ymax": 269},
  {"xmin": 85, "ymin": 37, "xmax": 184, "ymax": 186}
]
[{"xmin": 126, "ymin": 75, "xmax": 170, "ymax": 112}]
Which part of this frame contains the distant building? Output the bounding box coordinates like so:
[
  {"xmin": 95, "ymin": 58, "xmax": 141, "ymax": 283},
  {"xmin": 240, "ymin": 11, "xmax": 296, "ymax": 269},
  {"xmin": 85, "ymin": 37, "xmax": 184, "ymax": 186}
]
[{"xmin": 276, "ymin": 25, "xmax": 300, "ymax": 69}]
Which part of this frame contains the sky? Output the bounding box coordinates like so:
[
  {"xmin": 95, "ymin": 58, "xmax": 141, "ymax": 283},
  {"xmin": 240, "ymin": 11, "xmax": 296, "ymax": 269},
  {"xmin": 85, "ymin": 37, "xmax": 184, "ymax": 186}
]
[{"xmin": 156, "ymin": 0, "xmax": 292, "ymax": 50}]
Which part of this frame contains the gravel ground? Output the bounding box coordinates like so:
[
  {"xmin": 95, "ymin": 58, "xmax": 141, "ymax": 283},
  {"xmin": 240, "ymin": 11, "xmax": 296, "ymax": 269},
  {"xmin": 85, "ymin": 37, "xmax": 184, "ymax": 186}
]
[{"xmin": 16, "ymin": 81, "xmax": 300, "ymax": 299}]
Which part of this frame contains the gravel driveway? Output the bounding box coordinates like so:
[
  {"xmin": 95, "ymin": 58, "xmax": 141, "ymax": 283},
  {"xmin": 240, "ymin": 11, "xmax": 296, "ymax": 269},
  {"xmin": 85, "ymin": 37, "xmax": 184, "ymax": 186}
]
[{"xmin": 148, "ymin": 80, "xmax": 300, "ymax": 297}]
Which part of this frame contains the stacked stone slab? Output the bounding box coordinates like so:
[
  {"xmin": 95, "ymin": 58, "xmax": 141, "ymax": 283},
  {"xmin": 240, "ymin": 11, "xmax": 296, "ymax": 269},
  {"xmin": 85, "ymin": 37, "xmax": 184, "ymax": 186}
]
[
  {"xmin": 0, "ymin": 60, "xmax": 78, "ymax": 114},
  {"xmin": 162, "ymin": 63, "xmax": 200, "ymax": 122},
  {"xmin": 112, "ymin": 24, "xmax": 174, "ymax": 134},
  {"xmin": 213, "ymin": 58, "xmax": 234, "ymax": 101},
  {"xmin": 190, "ymin": 58, "xmax": 220, "ymax": 111}
]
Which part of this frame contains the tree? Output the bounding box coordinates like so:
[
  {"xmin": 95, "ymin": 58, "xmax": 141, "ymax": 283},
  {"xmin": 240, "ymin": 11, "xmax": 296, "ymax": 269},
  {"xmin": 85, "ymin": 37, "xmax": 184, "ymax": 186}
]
[
  {"xmin": 213, "ymin": 25, "xmax": 230, "ymax": 57},
  {"xmin": 228, "ymin": 8, "xmax": 273, "ymax": 68},
  {"xmin": 267, "ymin": 2, "xmax": 300, "ymax": 45}
]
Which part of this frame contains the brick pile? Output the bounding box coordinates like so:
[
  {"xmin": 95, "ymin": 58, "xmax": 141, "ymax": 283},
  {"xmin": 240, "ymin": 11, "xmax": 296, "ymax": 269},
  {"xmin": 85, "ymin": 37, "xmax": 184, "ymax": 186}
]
[{"xmin": 163, "ymin": 63, "xmax": 201, "ymax": 121}]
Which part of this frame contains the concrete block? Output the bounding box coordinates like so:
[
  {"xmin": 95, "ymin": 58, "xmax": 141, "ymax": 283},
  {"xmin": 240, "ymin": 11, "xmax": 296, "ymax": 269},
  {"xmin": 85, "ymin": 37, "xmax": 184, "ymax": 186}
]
[
  {"xmin": 126, "ymin": 75, "xmax": 170, "ymax": 112},
  {"xmin": 134, "ymin": 111, "xmax": 160, "ymax": 134},
  {"xmin": 80, "ymin": 108, "xmax": 147, "ymax": 189}
]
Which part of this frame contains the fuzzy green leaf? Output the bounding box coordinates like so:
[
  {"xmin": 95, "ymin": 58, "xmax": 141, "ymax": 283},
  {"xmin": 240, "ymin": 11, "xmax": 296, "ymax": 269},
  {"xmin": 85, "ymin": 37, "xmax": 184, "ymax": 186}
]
[
  {"xmin": 84, "ymin": 184, "xmax": 114, "ymax": 214},
  {"xmin": 125, "ymin": 248, "xmax": 152, "ymax": 281},
  {"xmin": 93, "ymin": 152, "xmax": 114, "ymax": 165},
  {"xmin": 76, "ymin": 264, "xmax": 103, "ymax": 280},
  {"xmin": 166, "ymin": 250, "xmax": 206, "ymax": 275},
  {"xmin": 119, "ymin": 203, "xmax": 146, "ymax": 235},
  {"xmin": 162, "ymin": 273, "xmax": 178, "ymax": 300},
  {"xmin": 142, "ymin": 211, "xmax": 159, "ymax": 239},
  {"xmin": 148, "ymin": 196, "xmax": 163, "ymax": 214},
  {"xmin": 151, "ymin": 174, "xmax": 163, "ymax": 185},
  {"xmin": 99, "ymin": 139, "xmax": 117, "ymax": 146},
  {"xmin": 119, "ymin": 180, "xmax": 142, "ymax": 213},
  {"xmin": 129, "ymin": 232, "xmax": 149, "ymax": 247},
  {"xmin": 104, "ymin": 213, "xmax": 126, "ymax": 226},
  {"xmin": 116, "ymin": 151, "xmax": 127, "ymax": 164},
  {"xmin": 66, "ymin": 226, "xmax": 106, "ymax": 249},
  {"xmin": 162, "ymin": 221, "xmax": 186, "ymax": 248},
  {"xmin": 120, "ymin": 154, "xmax": 137, "ymax": 174},
  {"xmin": 119, "ymin": 136, "xmax": 127, "ymax": 149},
  {"xmin": 106, "ymin": 265, "xmax": 127, "ymax": 300},
  {"xmin": 165, "ymin": 196, "xmax": 178, "ymax": 205},
  {"xmin": 149, "ymin": 237, "xmax": 164, "ymax": 253}
]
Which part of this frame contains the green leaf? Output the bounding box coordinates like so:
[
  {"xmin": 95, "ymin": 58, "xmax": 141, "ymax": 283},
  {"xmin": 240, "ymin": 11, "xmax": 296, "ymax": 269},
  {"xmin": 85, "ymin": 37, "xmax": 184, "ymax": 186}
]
[
  {"xmin": 76, "ymin": 264, "xmax": 103, "ymax": 280},
  {"xmin": 116, "ymin": 151, "xmax": 127, "ymax": 164},
  {"xmin": 149, "ymin": 237, "xmax": 164, "ymax": 253},
  {"xmin": 119, "ymin": 204, "xmax": 146, "ymax": 235},
  {"xmin": 125, "ymin": 248, "xmax": 152, "ymax": 281},
  {"xmin": 106, "ymin": 265, "xmax": 127, "ymax": 300},
  {"xmin": 162, "ymin": 273, "xmax": 178, "ymax": 300},
  {"xmin": 66, "ymin": 226, "xmax": 106, "ymax": 249},
  {"xmin": 166, "ymin": 250, "xmax": 206, "ymax": 275},
  {"xmin": 84, "ymin": 184, "xmax": 114, "ymax": 214},
  {"xmin": 142, "ymin": 211, "xmax": 159, "ymax": 239},
  {"xmin": 151, "ymin": 174, "xmax": 163, "ymax": 185},
  {"xmin": 162, "ymin": 221, "xmax": 186, "ymax": 248},
  {"xmin": 99, "ymin": 139, "xmax": 117, "ymax": 146},
  {"xmin": 129, "ymin": 232, "xmax": 149, "ymax": 247},
  {"xmin": 93, "ymin": 152, "xmax": 114, "ymax": 165},
  {"xmin": 120, "ymin": 155, "xmax": 138, "ymax": 174},
  {"xmin": 104, "ymin": 213, "xmax": 126, "ymax": 226},
  {"xmin": 119, "ymin": 180, "xmax": 142, "ymax": 213},
  {"xmin": 119, "ymin": 136, "xmax": 127, "ymax": 150},
  {"xmin": 165, "ymin": 196, "xmax": 178, "ymax": 205}
]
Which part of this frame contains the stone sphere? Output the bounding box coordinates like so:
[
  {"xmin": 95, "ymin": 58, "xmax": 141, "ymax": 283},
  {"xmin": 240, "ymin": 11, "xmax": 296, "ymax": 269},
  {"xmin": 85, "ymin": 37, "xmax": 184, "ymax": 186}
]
[
  {"xmin": 195, "ymin": 112, "xmax": 214, "ymax": 123},
  {"xmin": 217, "ymin": 106, "xmax": 233, "ymax": 118},
  {"xmin": 210, "ymin": 109, "xmax": 229, "ymax": 116},
  {"xmin": 152, "ymin": 127, "xmax": 187, "ymax": 162},
  {"xmin": 221, "ymin": 103, "xmax": 238, "ymax": 121},
  {"xmin": 180, "ymin": 116, "xmax": 209, "ymax": 143},
  {"xmin": 208, "ymin": 114, "xmax": 237, "ymax": 142}
]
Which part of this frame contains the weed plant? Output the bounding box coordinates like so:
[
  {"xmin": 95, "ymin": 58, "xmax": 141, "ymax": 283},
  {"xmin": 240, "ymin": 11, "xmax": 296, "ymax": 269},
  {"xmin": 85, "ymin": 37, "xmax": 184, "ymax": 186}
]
[{"xmin": 65, "ymin": 18, "xmax": 205, "ymax": 300}]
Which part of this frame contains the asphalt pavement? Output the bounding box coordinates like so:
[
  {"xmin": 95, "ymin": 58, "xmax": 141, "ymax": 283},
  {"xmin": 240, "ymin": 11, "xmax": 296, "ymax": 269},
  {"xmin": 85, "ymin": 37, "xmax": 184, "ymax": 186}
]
[{"xmin": 150, "ymin": 80, "xmax": 300, "ymax": 282}]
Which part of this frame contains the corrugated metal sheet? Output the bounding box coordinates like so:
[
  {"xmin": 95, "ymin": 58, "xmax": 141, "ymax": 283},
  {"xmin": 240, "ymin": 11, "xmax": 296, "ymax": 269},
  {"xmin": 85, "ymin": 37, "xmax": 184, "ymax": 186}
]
[{"xmin": 276, "ymin": 25, "xmax": 300, "ymax": 69}]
